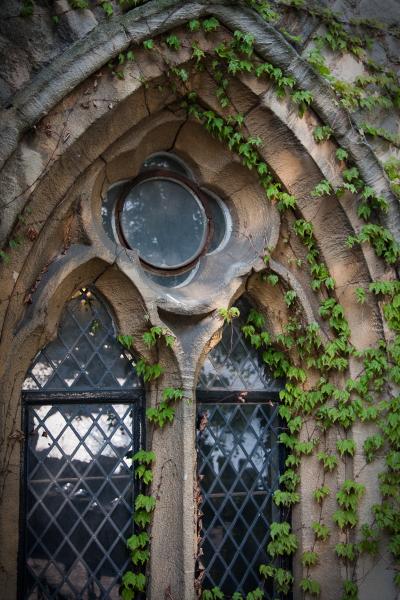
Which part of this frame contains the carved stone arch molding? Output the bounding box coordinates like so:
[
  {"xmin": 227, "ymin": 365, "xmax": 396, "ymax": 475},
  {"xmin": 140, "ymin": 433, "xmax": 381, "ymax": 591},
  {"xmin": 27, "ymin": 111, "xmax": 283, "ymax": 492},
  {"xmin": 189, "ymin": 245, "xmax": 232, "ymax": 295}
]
[{"xmin": 0, "ymin": 2, "xmax": 399, "ymax": 599}]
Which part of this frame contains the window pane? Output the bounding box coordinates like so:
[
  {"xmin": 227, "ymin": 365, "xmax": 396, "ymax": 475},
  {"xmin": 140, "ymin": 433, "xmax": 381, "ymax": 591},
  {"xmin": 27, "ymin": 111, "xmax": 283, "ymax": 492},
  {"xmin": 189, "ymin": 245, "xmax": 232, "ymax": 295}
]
[
  {"xmin": 197, "ymin": 298, "xmax": 282, "ymax": 393},
  {"xmin": 23, "ymin": 403, "xmax": 137, "ymax": 600},
  {"xmin": 23, "ymin": 289, "xmax": 142, "ymax": 392},
  {"xmin": 120, "ymin": 178, "xmax": 208, "ymax": 269},
  {"xmin": 141, "ymin": 152, "xmax": 190, "ymax": 176},
  {"xmin": 197, "ymin": 402, "xmax": 282, "ymax": 597},
  {"xmin": 196, "ymin": 297, "xmax": 286, "ymax": 597}
]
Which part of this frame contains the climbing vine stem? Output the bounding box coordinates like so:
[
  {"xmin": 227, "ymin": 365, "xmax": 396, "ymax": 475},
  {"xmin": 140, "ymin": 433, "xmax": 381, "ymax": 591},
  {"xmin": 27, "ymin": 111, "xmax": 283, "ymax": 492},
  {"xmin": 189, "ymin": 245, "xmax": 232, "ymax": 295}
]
[
  {"xmin": 4, "ymin": 4, "xmax": 400, "ymax": 600},
  {"xmin": 114, "ymin": 15, "xmax": 399, "ymax": 600}
]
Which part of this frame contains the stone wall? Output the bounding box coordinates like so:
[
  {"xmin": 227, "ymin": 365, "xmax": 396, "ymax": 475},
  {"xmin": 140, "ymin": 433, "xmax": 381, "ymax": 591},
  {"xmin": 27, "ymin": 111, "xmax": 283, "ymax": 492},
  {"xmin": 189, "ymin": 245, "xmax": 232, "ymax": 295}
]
[{"xmin": 0, "ymin": 1, "xmax": 399, "ymax": 599}]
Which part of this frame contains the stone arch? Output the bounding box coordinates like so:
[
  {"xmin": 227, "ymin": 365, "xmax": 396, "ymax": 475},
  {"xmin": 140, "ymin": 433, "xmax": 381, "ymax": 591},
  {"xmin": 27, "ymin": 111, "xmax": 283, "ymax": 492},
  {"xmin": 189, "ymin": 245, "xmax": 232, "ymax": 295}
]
[
  {"xmin": 0, "ymin": 4, "xmax": 398, "ymax": 599},
  {"xmin": 0, "ymin": 256, "xmax": 185, "ymax": 598},
  {"xmin": 0, "ymin": 54, "xmax": 388, "ymax": 342}
]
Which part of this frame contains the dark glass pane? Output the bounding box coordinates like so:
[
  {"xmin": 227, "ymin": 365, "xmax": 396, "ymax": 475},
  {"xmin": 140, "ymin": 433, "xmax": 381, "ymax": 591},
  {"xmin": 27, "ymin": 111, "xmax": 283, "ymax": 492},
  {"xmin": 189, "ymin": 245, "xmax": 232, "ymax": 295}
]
[
  {"xmin": 23, "ymin": 289, "xmax": 142, "ymax": 391},
  {"xmin": 197, "ymin": 297, "xmax": 287, "ymax": 598},
  {"xmin": 23, "ymin": 403, "xmax": 136, "ymax": 600},
  {"xmin": 197, "ymin": 298, "xmax": 283, "ymax": 392},
  {"xmin": 197, "ymin": 403, "xmax": 282, "ymax": 598}
]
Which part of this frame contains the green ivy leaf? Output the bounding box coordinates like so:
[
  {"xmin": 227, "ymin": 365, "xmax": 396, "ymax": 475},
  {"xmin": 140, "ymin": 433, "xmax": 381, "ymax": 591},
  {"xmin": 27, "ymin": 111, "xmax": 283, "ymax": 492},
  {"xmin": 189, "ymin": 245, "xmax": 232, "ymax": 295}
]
[
  {"xmin": 355, "ymin": 287, "xmax": 366, "ymax": 304},
  {"xmin": 333, "ymin": 509, "xmax": 358, "ymax": 530},
  {"xmin": 246, "ymin": 589, "xmax": 264, "ymax": 600},
  {"xmin": 335, "ymin": 542, "xmax": 358, "ymax": 562},
  {"xmin": 311, "ymin": 179, "xmax": 332, "ymax": 197},
  {"xmin": 218, "ymin": 306, "xmax": 240, "ymax": 323},
  {"xmin": 188, "ymin": 19, "xmax": 200, "ymax": 31},
  {"xmin": 292, "ymin": 90, "xmax": 313, "ymax": 117},
  {"xmin": 313, "ymin": 125, "xmax": 333, "ymax": 142},
  {"xmin": 313, "ymin": 485, "xmax": 331, "ymax": 503},
  {"xmin": 317, "ymin": 452, "xmax": 339, "ymax": 472},
  {"xmin": 363, "ymin": 434, "xmax": 384, "ymax": 462},
  {"xmin": 300, "ymin": 578, "xmax": 321, "ymax": 596},
  {"xmin": 163, "ymin": 387, "xmax": 184, "ymax": 402},
  {"xmin": 266, "ymin": 274, "xmax": 279, "ymax": 286},
  {"xmin": 143, "ymin": 39, "xmax": 154, "ymax": 50},
  {"xmin": 342, "ymin": 580, "xmax": 358, "ymax": 600},
  {"xmin": 336, "ymin": 439, "xmax": 356, "ymax": 457},
  {"xmin": 117, "ymin": 334, "xmax": 134, "ymax": 349},
  {"xmin": 135, "ymin": 464, "xmax": 153, "ymax": 485},
  {"xmin": 284, "ymin": 290, "xmax": 297, "ymax": 307},
  {"xmin": 102, "ymin": 2, "xmax": 113, "ymax": 16},
  {"xmin": 166, "ymin": 34, "xmax": 180, "ymax": 50},
  {"xmin": 131, "ymin": 548, "xmax": 150, "ymax": 566},
  {"xmin": 202, "ymin": 17, "xmax": 220, "ymax": 32},
  {"xmin": 273, "ymin": 490, "xmax": 300, "ymax": 507},
  {"xmin": 132, "ymin": 449, "xmax": 155, "ymax": 465},
  {"xmin": 126, "ymin": 531, "xmax": 149, "ymax": 551},
  {"xmin": 135, "ymin": 494, "xmax": 156, "ymax": 513},
  {"xmin": 336, "ymin": 147, "xmax": 349, "ymax": 161},
  {"xmin": 301, "ymin": 550, "xmax": 319, "ymax": 567},
  {"xmin": 267, "ymin": 522, "xmax": 298, "ymax": 557},
  {"xmin": 312, "ymin": 521, "xmax": 330, "ymax": 541}
]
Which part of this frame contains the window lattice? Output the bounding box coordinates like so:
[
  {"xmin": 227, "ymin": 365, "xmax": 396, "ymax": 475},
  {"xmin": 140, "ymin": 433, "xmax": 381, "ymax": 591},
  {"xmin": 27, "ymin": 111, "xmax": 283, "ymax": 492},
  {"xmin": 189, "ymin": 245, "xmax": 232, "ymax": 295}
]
[
  {"xmin": 21, "ymin": 288, "xmax": 143, "ymax": 600},
  {"xmin": 197, "ymin": 299, "xmax": 282, "ymax": 393},
  {"xmin": 23, "ymin": 289, "xmax": 142, "ymax": 392},
  {"xmin": 23, "ymin": 402, "xmax": 139, "ymax": 599},
  {"xmin": 197, "ymin": 298, "xmax": 285, "ymax": 598}
]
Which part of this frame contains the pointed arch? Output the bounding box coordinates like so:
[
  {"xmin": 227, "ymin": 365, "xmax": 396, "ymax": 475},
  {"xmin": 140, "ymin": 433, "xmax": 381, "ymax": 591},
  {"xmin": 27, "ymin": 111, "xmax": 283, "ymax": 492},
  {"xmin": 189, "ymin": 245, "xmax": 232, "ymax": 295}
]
[
  {"xmin": 20, "ymin": 287, "xmax": 144, "ymax": 599},
  {"xmin": 196, "ymin": 296, "xmax": 286, "ymax": 596},
  {"xmin": 197, "ymin": 297, "xmax": 282, "ymax": 395},
  {"xmin": 23, "ymin": 287, "xmax": 142, "ymax": 392}
]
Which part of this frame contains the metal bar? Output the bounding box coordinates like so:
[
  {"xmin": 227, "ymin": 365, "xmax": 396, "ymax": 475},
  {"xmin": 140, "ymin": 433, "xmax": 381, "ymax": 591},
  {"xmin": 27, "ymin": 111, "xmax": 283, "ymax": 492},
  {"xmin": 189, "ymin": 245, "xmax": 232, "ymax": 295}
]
[
  {"xmin": 196, "ymin": 390, "xmax": 280, "ymax": 403},
  {"xmin": 29, "ymin": 475, "xmax": 132, "ymax": 484},
  {"xmin": 23, "ymin": 389, "xmax": 143, "ymax": 404},
  {"xmin": 205, "ymin": 491, "xmax": 270, "ymax": 498}
]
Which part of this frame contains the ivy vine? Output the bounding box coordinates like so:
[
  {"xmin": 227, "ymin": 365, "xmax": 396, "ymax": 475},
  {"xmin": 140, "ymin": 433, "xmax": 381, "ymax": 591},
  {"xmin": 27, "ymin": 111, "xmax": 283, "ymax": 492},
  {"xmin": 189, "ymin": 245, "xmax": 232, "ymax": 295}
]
[{"xmin": 4, "ymin": 2, "xmax": 400, "ymax": 600}]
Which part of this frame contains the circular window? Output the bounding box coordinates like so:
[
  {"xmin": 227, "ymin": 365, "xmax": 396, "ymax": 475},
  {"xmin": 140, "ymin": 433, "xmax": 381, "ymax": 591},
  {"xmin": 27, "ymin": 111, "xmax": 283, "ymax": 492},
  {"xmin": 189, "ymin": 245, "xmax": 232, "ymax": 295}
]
[
  {"xmin": 119, "ymin": 176, "xmax": 208, "ymax": 270},
  {"xmin": 102, "ymin": 153, "xmax": 232, "ymax": 286}
]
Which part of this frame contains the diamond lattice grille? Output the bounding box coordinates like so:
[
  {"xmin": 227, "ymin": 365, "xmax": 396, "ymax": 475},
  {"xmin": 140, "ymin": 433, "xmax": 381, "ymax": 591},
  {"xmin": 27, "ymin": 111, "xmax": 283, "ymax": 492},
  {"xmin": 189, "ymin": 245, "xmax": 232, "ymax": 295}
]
[
  {"xmin": 197, "ymin": 298, "xmax": 282, "ymax": 393},
  {"xmin": 23, "ymin": 289, "xmax": 142, "ymax": 392},
  {"xmin": 196, "ymin": 298, "xmax": 285, "ymax": 598},
  {"xmin": 23, "ymin": 403, "xmax": 138, "ymax": 600},
  {"xmin": 197, "ymin": 403, "xmax": 282, "ymax": 597}
]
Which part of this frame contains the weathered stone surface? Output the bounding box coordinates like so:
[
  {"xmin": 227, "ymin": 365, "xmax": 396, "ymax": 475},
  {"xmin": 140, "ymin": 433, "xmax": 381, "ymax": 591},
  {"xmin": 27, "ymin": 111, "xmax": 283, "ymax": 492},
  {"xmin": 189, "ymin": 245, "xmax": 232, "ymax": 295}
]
[{"xmin": 0, "ymin": 2, "xmax": 399, "ymax": 599}]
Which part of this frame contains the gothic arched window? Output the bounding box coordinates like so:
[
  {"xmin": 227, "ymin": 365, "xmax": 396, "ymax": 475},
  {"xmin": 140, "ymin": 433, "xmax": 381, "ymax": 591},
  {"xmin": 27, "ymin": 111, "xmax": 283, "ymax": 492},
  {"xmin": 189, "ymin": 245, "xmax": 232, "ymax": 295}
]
[
  {"xmin": 21, "ymin": 288, "xmax": 144, "ymax": 599},
  {"xmin": 196, "ymin": 298, "xmax": 285, "ymax": 597}
]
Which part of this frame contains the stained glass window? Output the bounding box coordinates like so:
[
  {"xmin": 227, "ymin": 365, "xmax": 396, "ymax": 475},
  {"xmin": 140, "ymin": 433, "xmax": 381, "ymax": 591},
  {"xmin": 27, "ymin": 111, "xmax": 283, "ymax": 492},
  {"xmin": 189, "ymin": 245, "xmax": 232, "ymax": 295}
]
[
  {"xmin": 21, "ymin": 289, "xmax": 144, "ymax": 600},
  {"xmin": 196, "ymin": 298, "xmax": 286, "ymax": 597}
]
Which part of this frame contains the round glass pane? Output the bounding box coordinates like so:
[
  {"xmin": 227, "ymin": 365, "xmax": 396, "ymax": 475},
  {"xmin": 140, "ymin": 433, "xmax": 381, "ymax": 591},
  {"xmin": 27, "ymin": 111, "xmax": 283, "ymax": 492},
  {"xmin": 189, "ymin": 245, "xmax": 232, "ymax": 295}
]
[
  {"xmin": 141, "ymin": 153, "xmax": 190, "ymax": 177},
  {"xmin": 120, "ymin": 177, "xmax": 208, "ymax": 269}
]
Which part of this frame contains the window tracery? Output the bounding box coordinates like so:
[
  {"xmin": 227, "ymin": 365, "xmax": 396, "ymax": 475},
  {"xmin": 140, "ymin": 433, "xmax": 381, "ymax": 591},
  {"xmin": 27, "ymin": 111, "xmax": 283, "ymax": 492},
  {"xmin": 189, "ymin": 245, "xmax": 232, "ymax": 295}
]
[{"xmin": 101, "ymin": 152, "xmax": 232, "ymax": 288}]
